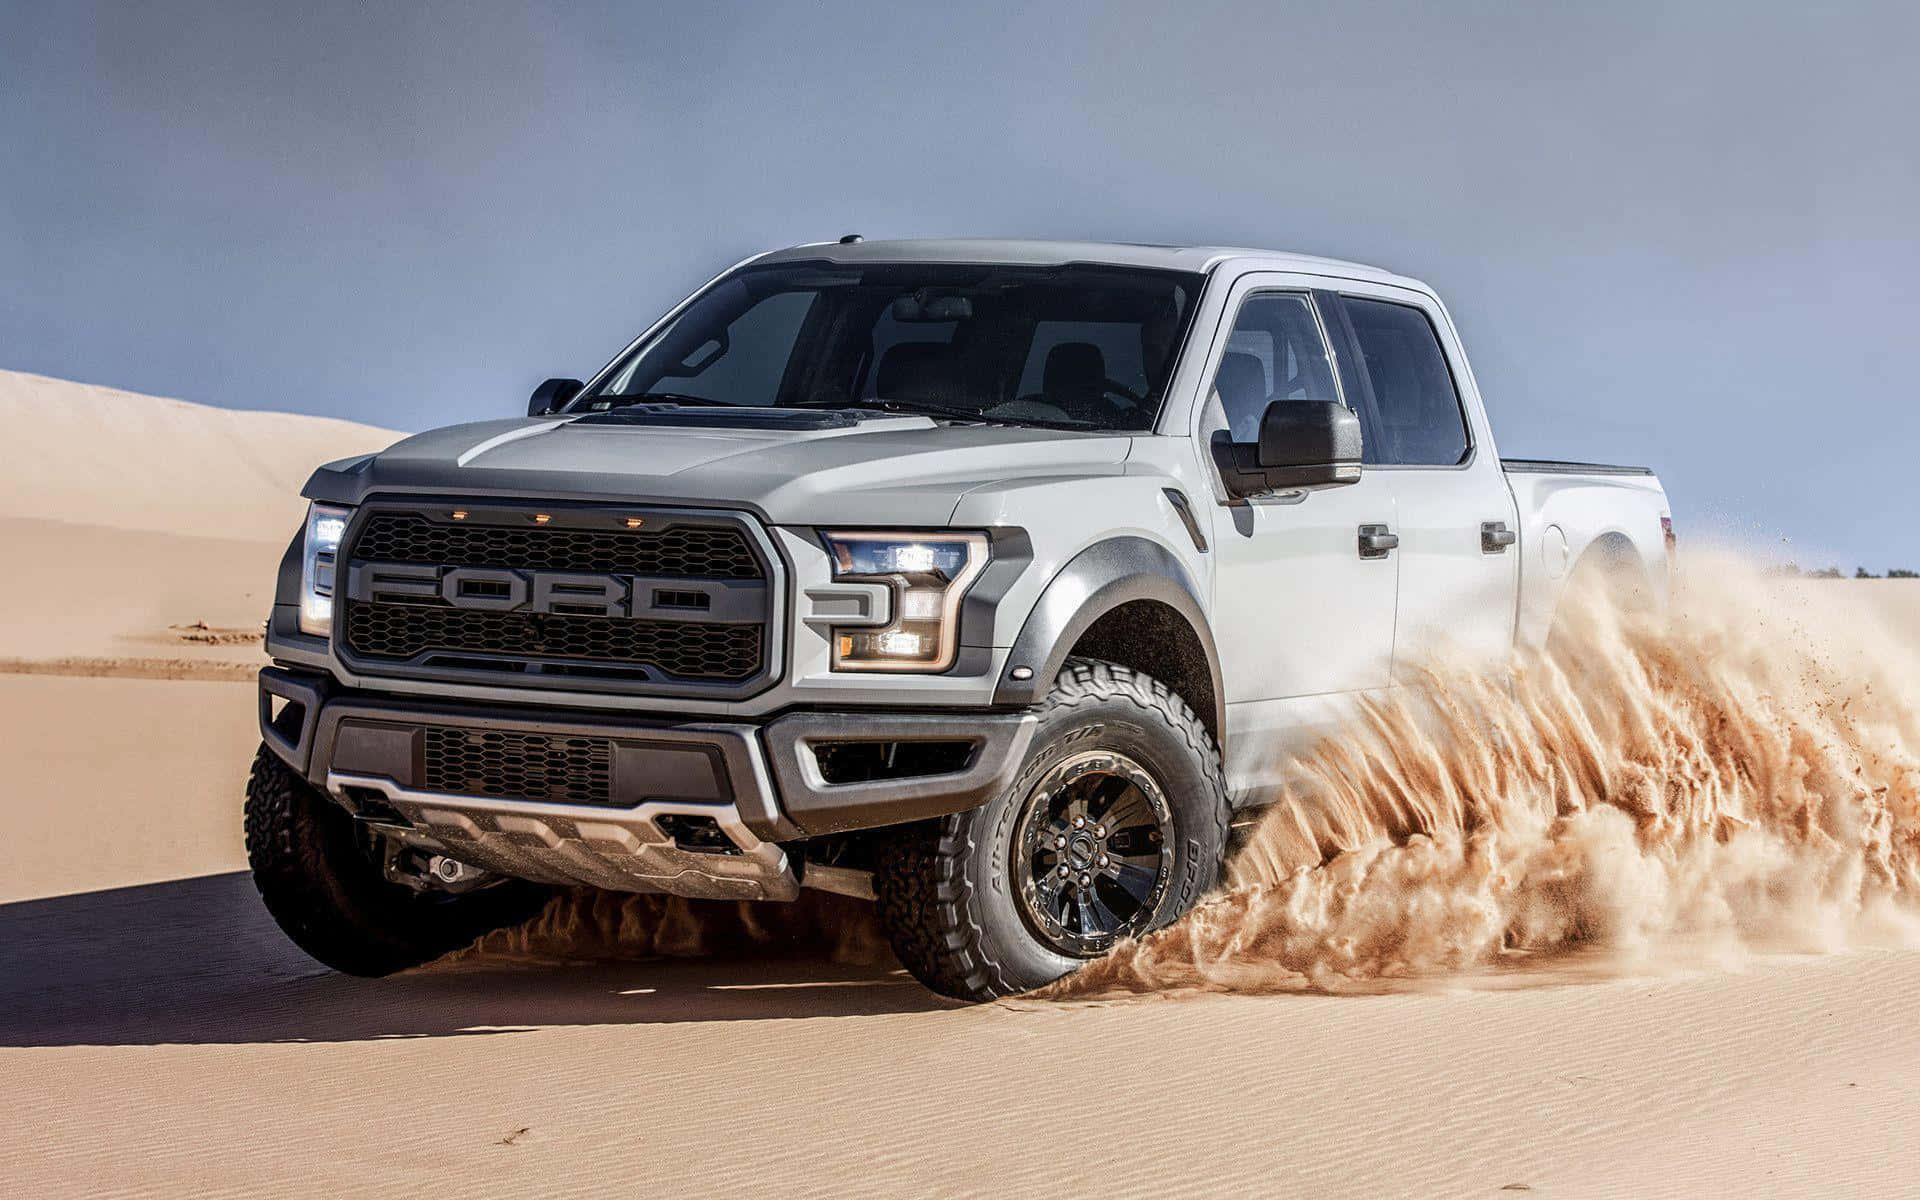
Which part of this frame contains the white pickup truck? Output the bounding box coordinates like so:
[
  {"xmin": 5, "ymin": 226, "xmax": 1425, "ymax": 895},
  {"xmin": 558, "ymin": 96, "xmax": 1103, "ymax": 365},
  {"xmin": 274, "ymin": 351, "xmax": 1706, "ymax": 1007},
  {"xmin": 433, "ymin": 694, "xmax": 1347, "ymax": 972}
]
[{"xmin": 247, "ymin": 238, "xmax": 1672, "ymax": 999}]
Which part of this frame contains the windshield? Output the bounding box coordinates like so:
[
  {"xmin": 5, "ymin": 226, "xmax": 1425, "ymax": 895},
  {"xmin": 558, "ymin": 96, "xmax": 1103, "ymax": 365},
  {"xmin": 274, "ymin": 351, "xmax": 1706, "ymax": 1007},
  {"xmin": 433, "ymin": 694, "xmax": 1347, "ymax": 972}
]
[{"xmin": 573, "ymin": 261, "xmax": 1205, "ymax": 432}]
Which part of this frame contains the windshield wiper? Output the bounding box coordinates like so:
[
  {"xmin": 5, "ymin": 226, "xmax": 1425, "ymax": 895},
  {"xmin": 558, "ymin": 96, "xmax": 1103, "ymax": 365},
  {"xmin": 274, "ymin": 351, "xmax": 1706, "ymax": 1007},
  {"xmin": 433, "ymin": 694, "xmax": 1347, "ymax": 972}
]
[
  {"xmin": 788, "ymin": 396, "xmax": 1000, "ymax": 424},
  {"xmin": 792, "ymin": 395, "xmax": 1097, "ymax": 431},
  {"xmin": 595, "ymin": 391, "xmax": 1100, "ymax": 432},
  {"xmin": 595, "ymin": 392, "xmax": 738, "ymax": 409}
]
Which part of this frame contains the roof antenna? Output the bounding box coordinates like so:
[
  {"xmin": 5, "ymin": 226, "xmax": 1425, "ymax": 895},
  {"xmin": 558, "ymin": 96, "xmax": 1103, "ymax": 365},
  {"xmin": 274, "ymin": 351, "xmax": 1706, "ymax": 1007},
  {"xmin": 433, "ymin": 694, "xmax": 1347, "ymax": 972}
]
[{"xmin": 838, "ymin": 233, "xmax": 863, "ymax": 244}]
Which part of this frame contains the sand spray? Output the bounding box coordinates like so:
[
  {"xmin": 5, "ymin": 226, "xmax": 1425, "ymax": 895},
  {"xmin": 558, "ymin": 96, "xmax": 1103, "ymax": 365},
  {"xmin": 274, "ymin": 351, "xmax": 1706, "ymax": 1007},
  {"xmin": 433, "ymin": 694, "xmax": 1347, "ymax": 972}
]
[{"xmin": 1052, "ymin": 553, "xmax": 1920, "ymax": 996}]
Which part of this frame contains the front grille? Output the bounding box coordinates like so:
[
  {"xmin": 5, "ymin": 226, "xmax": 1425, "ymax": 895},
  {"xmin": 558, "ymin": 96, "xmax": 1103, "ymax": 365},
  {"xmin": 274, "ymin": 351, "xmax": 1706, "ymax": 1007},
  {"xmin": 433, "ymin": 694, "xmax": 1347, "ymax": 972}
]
[
  {"xmin": 423, "ymin": 726, "xmax": 614, "ymax": 805},
  {"xmin": 352, "ymin": 513, "xmax": 760, "ymax": 579},
  {"xmin": 345, "ymin": 603, "xmax": 763, "ymax": 679},
  {"xmin": 338, "ymin": 505, "xmax": 773, "ymax": 693}
]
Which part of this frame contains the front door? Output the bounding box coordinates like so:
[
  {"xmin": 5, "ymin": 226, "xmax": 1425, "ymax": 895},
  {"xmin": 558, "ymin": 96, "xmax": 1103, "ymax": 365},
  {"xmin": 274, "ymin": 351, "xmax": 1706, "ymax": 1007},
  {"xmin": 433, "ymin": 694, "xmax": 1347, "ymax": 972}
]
[{"xmin": 1197, "ymin": 279, "xmax": 1400, "ymax": 794}]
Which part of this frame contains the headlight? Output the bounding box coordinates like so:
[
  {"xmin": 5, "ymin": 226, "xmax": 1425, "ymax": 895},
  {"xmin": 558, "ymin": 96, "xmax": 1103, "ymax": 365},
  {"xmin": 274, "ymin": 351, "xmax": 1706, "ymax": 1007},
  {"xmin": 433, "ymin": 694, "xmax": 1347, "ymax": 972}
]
[
  {"xmin": 298, "ymin": 502, "xmax": 352, "ymax": 637},
  {"xmin": 821, "ymin": 531, "xmax": 989, "ymax": 672}
]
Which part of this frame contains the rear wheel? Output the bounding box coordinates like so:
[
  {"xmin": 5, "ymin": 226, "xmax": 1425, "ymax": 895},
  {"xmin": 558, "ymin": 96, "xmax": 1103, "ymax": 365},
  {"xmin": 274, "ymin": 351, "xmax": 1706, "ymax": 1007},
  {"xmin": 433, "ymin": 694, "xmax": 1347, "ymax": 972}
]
[
  {"xmin": 243, "ymin": 746, "xmax": 550, "ymax": 976},
  {"xmin": 874, "ymin": 658, "xmax": 1229, "ymax": 1000},
  {"xmin": 1547, "ymin": 545, "xmax": 1656, "ymax": 662}
]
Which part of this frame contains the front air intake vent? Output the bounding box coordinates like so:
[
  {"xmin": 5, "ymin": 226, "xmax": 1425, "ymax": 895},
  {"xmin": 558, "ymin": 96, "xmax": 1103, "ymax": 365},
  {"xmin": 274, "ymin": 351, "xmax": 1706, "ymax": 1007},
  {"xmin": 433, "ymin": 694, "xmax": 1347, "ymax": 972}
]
[{"xmin": 422, "ymin": 727, "xmax": 615, "ymax": 806}]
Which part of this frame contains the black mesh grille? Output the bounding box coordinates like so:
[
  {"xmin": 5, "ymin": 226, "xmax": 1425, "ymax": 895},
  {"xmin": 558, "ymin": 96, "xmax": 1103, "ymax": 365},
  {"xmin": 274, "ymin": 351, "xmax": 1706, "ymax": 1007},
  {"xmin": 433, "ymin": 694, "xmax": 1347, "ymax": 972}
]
[
  {"xmin": 340, "ymin": 507, "xmax": 770, "ymax": 687},
  {"xmin": 422, "ymin": 727, "xmax": 614, "ymax": 805},
  {"xmin": 352, "ymin": 513, "xmax": 760, "ymax": 579},
  {"xmin": 344, "ymin": 602, "xmax": 763, "ymax": 679}
]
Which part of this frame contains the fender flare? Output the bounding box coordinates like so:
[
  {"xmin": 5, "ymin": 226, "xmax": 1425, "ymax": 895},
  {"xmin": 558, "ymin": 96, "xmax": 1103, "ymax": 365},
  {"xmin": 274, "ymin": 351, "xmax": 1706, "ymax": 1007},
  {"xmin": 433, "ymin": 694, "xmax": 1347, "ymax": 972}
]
[
  {"xmin": 992, "ymin": 536, "xmax": 1224, "ymax": 736},
  {"xmin": 1542, "ymin": 531, "xmax": 1658, "ymax": 646}
]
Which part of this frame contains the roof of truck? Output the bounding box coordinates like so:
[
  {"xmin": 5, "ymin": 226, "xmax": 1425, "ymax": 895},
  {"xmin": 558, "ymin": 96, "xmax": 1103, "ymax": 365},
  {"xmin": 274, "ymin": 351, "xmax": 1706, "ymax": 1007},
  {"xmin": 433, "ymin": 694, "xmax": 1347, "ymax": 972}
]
[{"xmin": 751, "ymin": 238, "xmax": 1423, "ymax": 289}]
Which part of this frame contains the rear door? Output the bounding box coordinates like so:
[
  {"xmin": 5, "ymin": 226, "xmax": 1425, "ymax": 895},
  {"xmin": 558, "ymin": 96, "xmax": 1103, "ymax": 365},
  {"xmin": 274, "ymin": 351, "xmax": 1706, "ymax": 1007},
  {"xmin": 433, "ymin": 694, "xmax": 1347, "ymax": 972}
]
[
  {"xmin": 1322, "ymin": 286, "xmax": 1519, "ymax": 676},
  {"xmin": 1196, "ymin": 274, "xmax": 1400, "ymax": 776}
]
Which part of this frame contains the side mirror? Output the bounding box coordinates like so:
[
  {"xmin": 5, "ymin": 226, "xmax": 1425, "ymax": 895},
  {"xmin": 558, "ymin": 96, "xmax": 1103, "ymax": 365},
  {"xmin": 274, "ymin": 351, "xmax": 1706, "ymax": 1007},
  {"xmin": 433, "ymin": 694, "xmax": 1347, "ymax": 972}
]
[
  {"xmin": 1213, "ymin": 399, "xmax": 1362, "ymax": 498},
  {"xmin": 528, "ymin": 377, "xmax": 583, "ymax": 417}
]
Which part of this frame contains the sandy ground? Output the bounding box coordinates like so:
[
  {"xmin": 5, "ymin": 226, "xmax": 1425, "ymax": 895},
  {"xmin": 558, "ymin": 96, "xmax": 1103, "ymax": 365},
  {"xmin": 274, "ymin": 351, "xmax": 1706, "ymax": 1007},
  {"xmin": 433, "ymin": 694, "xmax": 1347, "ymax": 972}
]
[
  {"xmin": 5, "ymin": 374, "xmax": 1920, "ymax": 1197},
  {"xmin": 0, "ymin": 675, "xmax": 256, "ymax": 902}
]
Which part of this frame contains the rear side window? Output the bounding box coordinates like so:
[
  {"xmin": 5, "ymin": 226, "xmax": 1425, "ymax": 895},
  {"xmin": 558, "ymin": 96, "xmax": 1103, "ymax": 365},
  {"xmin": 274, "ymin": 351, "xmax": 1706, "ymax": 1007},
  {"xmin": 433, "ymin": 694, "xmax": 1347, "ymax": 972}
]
[{"xmin": 1343, "ymin": 297, "xmax": 1469, "ymax": 466}]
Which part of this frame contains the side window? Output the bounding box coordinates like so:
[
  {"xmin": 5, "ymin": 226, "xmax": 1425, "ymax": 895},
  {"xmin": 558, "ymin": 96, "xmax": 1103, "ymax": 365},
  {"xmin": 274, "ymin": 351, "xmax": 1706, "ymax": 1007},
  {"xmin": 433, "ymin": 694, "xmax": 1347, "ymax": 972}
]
[
  {"xmin": 1209, "ymin": 293, "xmax": 1341, "ymax": 442},
  {"xmin": 1342, "ymin": 297, "xmax": 1469, "ymax": 466}
]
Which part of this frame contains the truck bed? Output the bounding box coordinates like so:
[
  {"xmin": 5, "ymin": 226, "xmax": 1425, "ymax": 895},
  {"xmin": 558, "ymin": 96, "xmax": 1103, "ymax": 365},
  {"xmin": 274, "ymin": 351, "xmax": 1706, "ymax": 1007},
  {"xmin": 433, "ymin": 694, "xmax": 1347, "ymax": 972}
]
[{"xmin": 1501, "ymin": 458, "xmax": 1654, "ymax": 477}]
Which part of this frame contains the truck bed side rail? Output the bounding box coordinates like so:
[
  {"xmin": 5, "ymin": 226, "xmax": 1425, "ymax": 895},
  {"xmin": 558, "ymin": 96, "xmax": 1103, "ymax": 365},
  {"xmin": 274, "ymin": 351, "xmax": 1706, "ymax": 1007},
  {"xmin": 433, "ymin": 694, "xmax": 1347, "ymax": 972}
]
[{"xmin": 1501, "ymin": 458, "xmax": 1654, "ymax": 477}]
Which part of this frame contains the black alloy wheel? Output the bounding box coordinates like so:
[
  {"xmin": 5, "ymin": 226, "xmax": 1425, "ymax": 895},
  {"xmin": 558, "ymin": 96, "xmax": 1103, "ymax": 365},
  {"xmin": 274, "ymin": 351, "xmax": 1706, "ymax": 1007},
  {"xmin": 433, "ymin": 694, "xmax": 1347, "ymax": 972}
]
[{"xmin": 1013, "ymin": 749, "xmax": 1174, "ymax": 956}]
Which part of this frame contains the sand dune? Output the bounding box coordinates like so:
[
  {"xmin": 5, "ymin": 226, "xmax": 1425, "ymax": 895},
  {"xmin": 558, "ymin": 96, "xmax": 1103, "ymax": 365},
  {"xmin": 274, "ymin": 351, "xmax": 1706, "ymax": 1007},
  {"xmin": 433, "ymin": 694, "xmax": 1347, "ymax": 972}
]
[
  {"xmin": 0, "ymin": 517, "xmax": 280, "ymax": 673},
  {"xmin": 0, "ymin": 368, "xmax": 398, "ymax": 540},
  {"xmin": 6, "ymin": 371, "xmax": 1920, "ymax": 1196},
  {"xmin": 0, "ymin": 371, "xmax": 398, "ymax": 678}
]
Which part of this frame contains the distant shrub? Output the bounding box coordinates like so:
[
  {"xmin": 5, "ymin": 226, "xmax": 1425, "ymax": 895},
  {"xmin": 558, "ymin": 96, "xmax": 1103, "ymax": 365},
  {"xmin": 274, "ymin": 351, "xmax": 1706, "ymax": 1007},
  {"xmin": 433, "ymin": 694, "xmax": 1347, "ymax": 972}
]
[{"xmin": 1764, "ymin": 563, "xmax": 1911, "ymax": 579}]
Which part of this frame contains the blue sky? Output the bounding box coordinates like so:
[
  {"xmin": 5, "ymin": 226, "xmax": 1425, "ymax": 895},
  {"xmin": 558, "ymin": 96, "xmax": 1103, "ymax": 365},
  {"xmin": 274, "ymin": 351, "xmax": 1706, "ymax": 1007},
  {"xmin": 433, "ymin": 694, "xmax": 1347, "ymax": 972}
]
[{"xmin": 4, "ymin": 1, "xmax": 1915, "ymax": 569}]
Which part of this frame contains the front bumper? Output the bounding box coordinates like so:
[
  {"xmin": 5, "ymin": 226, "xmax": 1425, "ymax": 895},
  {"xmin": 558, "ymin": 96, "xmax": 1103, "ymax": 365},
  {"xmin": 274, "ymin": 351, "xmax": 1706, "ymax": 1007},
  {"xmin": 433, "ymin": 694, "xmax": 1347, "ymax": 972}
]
[{"xmin": 259, "ymin": 667, "xmax": 1036, "ymax": 900}]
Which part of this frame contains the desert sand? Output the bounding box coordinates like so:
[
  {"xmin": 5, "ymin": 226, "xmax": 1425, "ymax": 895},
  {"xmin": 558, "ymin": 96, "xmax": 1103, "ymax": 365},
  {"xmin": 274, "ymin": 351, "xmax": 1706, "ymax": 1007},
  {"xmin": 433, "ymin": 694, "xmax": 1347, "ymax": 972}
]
[
  {"xmin": 5, "ymin": 372, "xmax": 1920, "ymax": 1198},
  {"xmin": 0, "ymin": 369, "xmax": 398, "ymax": 680}
]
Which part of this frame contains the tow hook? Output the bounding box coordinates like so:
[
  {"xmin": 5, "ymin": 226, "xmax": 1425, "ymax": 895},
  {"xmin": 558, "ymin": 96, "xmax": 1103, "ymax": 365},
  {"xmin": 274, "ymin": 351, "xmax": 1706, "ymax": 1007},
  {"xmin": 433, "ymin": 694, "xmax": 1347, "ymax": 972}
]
[
  {"xmin": 429, "ymin": 855, "xmax": 485, "ymax": 886},
  {"xmin": 382, "ymin": 839, "xmax": 492, "ymax": 893}
]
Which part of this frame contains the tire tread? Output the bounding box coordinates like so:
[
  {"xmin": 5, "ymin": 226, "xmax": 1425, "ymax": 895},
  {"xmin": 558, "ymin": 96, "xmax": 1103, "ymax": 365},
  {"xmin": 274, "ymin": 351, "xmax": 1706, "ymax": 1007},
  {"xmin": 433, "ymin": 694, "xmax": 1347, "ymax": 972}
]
[
  {"xmin": 874, "ymin": 658, "xmax": 1228, "ymax": 1000},
  {"xmin": 244, "ymin": 746, "xmax": 546, "ymax": 975}
]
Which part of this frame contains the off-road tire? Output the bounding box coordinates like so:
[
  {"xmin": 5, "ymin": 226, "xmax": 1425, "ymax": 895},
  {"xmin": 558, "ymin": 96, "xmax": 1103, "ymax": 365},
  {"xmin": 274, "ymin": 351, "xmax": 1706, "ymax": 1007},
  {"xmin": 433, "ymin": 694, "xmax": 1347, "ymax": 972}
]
[
  {"xmin": 874, "ymin": 658, "xmax": 1230, "ymax": 1000},
  {"xmin": 243, "ymin": 745, "xmax": 550, "ymax": 975}
]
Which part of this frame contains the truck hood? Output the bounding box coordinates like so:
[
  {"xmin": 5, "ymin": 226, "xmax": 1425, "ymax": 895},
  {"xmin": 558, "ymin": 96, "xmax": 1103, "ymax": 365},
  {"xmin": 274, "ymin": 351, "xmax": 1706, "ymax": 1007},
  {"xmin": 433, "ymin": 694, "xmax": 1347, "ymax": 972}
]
[{"xmin": 308, "ymin": 411, "xmax": 1135, "ymax": 526}]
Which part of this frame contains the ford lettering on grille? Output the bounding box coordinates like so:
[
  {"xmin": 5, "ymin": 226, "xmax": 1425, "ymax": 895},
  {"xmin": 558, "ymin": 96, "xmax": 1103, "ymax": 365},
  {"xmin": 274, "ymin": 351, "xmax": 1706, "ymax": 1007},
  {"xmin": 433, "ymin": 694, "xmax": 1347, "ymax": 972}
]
[{"xmin": 346, "ymin": 562, "xmax": 766, "ymax": 622}]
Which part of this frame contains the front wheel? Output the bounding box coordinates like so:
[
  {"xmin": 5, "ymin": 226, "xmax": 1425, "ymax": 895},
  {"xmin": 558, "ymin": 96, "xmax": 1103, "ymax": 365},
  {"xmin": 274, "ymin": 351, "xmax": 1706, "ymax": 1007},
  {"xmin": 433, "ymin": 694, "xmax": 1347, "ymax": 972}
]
[
  {"xmin": 243, "ymin": 746, "xmax": 550, "ymax": 975},
  {"xmin": 874, "ymin": 659, "xmax": 1229, "ymax": 1000}
]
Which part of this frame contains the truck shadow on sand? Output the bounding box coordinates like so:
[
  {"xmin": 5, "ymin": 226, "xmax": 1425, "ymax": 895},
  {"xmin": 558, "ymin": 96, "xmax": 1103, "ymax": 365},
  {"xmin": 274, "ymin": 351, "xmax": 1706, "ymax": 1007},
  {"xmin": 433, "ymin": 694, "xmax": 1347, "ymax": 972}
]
[{"xmin": 0, "ymin": 873, "xmax": 957, "ymax": 1048}]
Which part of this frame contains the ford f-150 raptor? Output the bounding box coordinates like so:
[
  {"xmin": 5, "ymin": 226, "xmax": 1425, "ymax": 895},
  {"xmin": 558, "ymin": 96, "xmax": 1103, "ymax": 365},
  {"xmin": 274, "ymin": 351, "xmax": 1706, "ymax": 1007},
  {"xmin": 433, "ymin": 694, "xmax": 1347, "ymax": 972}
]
[{"xmin": 246, "ymin": 238, "xmax": 1673, "ymax": 999}]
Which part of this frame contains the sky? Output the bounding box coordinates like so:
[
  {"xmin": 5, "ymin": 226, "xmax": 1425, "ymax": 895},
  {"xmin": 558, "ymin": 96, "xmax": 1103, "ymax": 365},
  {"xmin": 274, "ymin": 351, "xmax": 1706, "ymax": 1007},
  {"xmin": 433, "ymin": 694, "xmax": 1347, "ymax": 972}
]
[{"xmin": 3, "ymin": 0, "xmax": 1915, "ymax": 570}]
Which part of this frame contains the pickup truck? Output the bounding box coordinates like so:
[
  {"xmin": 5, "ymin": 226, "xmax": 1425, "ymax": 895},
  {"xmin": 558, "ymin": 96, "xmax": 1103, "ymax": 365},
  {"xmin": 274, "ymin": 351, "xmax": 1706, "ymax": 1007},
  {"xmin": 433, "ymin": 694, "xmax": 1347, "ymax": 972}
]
[{"xmin": 246, "ymin": 238, "xmax": 1673, "ymax": 999}]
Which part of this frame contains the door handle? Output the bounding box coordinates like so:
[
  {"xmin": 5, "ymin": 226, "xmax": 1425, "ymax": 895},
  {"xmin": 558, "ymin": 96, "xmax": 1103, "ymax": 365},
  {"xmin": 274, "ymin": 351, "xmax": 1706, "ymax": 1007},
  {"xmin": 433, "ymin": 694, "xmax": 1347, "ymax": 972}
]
[
  {"xmin": 1481, "ymin": 521, "xmax": 1517, "ymax": 553},
  {"xmin": 1358, "ymin": 524, "xmax": 1399, "ymax": 559}
]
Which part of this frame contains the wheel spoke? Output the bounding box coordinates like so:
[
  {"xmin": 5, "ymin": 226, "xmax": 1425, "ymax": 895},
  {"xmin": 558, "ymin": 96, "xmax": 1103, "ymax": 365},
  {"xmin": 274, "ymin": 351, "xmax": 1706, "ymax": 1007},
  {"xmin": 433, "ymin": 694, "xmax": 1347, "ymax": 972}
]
[
  {"xmin": 1082, "ymin": 890, "xmax": 1121, "ymax": 936},
  {"xmin": 1025, "ymin": 827, "xmax": 1054, "ymax": 861},
  {"xmin": 1107, "ymin": 851, "xmax": 1163, "ymax": 882},
  {"xmin": 1104, "ymin": 859, "xmax": 1159, "ymax": 905},
  {"xmin": 1076, "ymin": 890, "xmax": 1119, "ymax": 937},
  {"xmin": 1099, "ymin": 785, "xmax": 1153, "ymax": 834},
  {"xmin": 1088, "ymin": 773, "xmax": 1130, "ymax": 812},
  {"xmin": 1033, "ymin": 871, "xmax": 1069, "ymax": 921}
]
